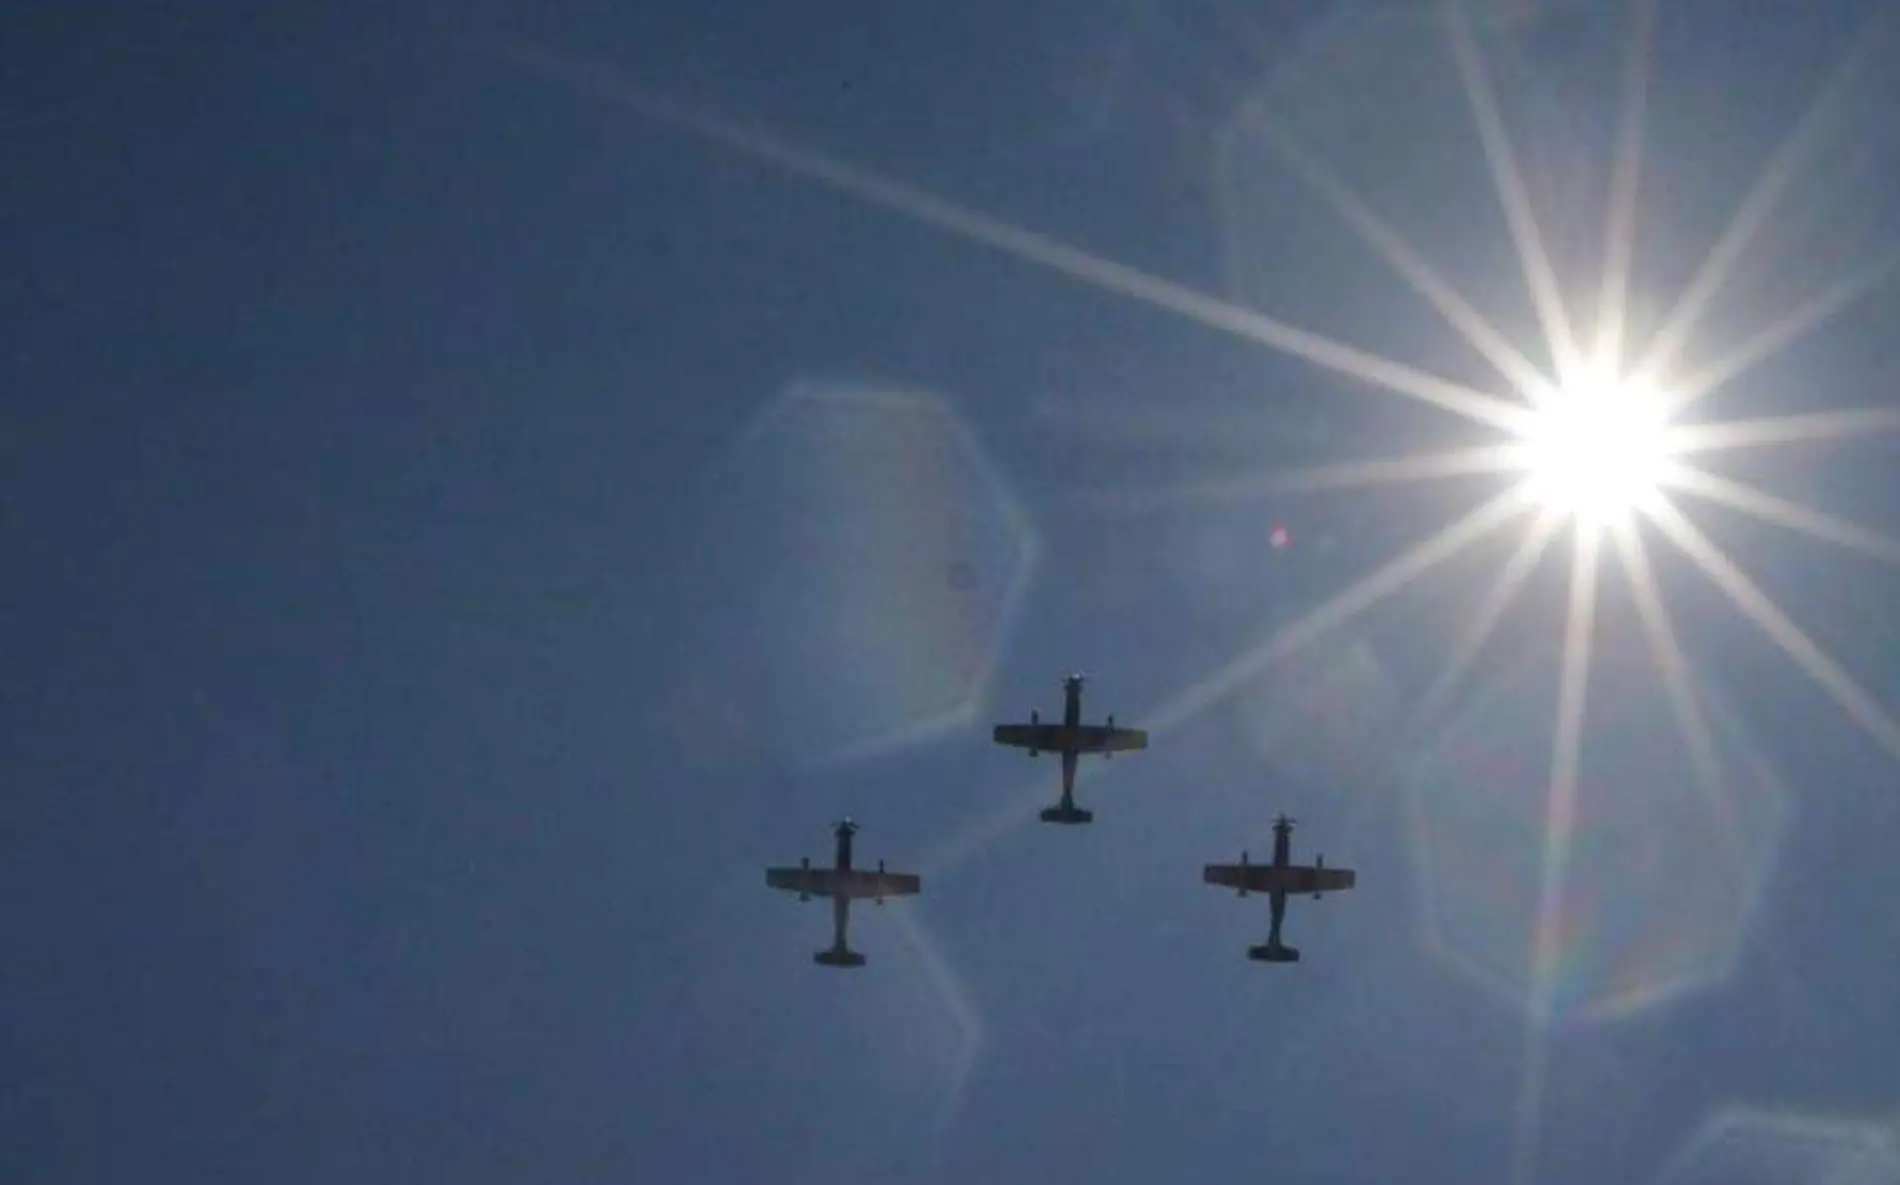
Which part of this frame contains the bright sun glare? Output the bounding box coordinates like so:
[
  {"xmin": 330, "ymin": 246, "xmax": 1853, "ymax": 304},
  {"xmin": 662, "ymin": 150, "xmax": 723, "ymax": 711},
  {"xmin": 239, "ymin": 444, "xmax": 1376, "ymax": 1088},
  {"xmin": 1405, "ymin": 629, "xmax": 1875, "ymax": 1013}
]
[
  {"xmin": 510, "ymin": 10, "xmax": 1900, "ymax": 1183},
  {"xmin": 1518, "ymin": 366, "xmax": 1676, "ymax": 524}
]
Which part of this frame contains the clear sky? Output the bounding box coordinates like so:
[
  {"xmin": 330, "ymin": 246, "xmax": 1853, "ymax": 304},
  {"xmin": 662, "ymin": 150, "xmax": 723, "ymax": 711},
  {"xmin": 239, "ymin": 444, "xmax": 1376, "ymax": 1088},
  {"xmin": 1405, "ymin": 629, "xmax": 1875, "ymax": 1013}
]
[{"xmin": 8, "ymin": 1, "xmax": 1900, "ymax": 1182}]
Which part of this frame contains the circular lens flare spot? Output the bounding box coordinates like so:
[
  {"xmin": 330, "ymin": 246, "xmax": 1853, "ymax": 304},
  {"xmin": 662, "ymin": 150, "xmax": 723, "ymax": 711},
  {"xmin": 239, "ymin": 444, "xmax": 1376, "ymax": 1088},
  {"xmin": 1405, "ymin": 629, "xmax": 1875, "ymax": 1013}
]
[{"xmin": 1518, "ymin": 366, "xmax": 1676, "ymax": 524}]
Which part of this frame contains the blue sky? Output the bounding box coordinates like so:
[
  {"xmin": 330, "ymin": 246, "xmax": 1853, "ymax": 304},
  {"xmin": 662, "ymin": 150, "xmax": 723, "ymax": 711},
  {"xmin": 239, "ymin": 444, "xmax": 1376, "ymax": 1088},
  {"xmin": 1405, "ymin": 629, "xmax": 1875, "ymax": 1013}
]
[{"xmin": 7, "ymin": 1, "xmax": 1900, "ymax": 1181}]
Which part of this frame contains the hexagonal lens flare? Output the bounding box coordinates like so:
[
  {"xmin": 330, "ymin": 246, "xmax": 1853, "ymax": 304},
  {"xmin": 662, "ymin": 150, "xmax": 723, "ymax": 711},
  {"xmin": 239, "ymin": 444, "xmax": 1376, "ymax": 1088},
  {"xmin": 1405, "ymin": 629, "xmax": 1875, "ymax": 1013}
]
[
  {"xmin": 697, "ymin": 381, "xmax": 1036, "ymax": 766},
  {"xmin": 1408, "ymin": 644, "xmax": 1790, "ymax": 1025},
  {"xmin": 1657, "ymin": 1108, "xmax": 1900, "ymax": 1185},
  {"xmin": 1234, "ymin": 630, "xmax": 1400, "ymax": 796}
]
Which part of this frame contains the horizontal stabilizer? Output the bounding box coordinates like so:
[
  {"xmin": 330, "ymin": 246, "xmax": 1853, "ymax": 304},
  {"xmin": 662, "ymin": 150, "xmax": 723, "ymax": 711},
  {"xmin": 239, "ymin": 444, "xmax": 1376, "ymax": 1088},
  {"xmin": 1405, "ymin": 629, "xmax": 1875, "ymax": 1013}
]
[
  {"xmin": 1039, "ymin": 803, "xmax": 1095, "ymax": 825},
  {"xmin": 1248, "ymin": 943, "xmax": 1301, "ymax": 964},
  {"xmin": 815, "ymin": 949, "xmax": 867, "ymax": 968}
]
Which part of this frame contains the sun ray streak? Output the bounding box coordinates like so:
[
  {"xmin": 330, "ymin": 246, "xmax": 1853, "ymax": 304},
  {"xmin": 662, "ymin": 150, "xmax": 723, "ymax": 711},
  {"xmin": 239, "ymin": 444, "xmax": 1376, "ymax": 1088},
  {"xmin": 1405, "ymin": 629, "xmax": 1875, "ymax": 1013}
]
[
  {"xmin": 1057, "ymin": 444, "xmax": 1530, "ymax": 514},
  {"xmin": 1669, "ymin": 407, "xmax": 1900, "ymax": 455},
  {"xmin": 1542, "ymin": 526, "xmax": 1600, "ymax": 1004},
  {"xmin": 1595, "ymin": 0, "xmax": 1658, "ymax": 368},
  {"xmin": 921, "ymin": 488, "xmax": 1531, "ymax": 875},
  {"xmin": 1666, "ymin": 466, "xmax": 1900, "ymax": 565},
  {"xmin": 1413, "ymin": 509, "xmax": 1563, "ymax": 728},
  {"xmin": 1064, "ymin": 444, "xmax": 1535, "ymax": 512},
  {"xmin": 1271, "ymin": 444, "xmax": 1532, "ymax": 492},
  {"xmin": 1147, "ymin": 486, "xmax": 1533, "ymax": 733},
  {"xmin": 1511, "ymin": 524, "xmax": 1601, "ymax": 1185},
  {"xmin": 1634, "ymin": 35, "xmax": 1878, "ymax": 384},
  {"xmin": 1613, "ymin": 525, "xmax": 1745, "ymax": 856},
  {"xmin": 1241, "ymin": 111, "xmax": 1557, "ymax": 402},
  {"xmin": 1508, "ymin": 1033, "xmax": 1554, "ymax": 1185},
  {"xmin": 1667, "ymin": 246, "xmax": 1900, "ymax": 413},
  {"xmin": 1609, "ymin": 520, "xmax": 1802, "ymax": 1001},
  {"xmin": 488, "ymin": 39, "xmax": 1526, "ymax": 432},
  {"xmin": 1648, "ymin": 499, "xmax": 1900, "ymax": 762},
  {"xmin": 1443, "ymin": 0, "xmax": 1581, "ymax": 378},
  {"xmin": 1618, "ymin": 516, "xmax": 1808, "ymax": 1010},
  {"xmin": 1054, "ymin": 472, "xmax": 1302, "ymax": 515}
]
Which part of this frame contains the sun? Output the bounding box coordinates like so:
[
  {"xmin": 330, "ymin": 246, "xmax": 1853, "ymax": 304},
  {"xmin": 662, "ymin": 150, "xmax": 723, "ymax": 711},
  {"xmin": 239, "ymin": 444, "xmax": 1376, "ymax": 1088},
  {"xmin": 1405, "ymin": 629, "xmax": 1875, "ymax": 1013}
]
[{"xmin": 1516, "ymin": 364, "xmax": 1677, "ymax": 525}]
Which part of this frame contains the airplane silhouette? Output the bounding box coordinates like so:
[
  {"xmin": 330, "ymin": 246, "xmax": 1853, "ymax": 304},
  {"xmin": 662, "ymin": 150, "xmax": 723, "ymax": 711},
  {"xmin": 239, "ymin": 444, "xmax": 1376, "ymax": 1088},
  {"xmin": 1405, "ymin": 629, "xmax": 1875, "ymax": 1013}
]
[
  {"xmin": 992, "ymin": 673, "xmax": 1148, "ymax": 823},
  {"xmin": 1202, "ymin": 815, "xmax": 1355, "ymax": 963},
  {"xmin": 765, "ymin": 819, "xmax": 921, "ymax": 967}
]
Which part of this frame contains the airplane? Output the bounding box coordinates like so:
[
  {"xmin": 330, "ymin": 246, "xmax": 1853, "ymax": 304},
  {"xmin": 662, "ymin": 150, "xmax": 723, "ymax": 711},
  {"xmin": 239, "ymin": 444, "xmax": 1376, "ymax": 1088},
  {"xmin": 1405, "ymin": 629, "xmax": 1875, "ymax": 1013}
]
[
  {"xmin": 992, "ymin": 673, "xmax": 1148, "ymax": 824},
  {"xmin": 1202, "ymin": 815, "xmax": 1355, "ymax": 963},
  {"xmin": 765, "ymin": 819, "xmax": 921, "ymax": 967}
]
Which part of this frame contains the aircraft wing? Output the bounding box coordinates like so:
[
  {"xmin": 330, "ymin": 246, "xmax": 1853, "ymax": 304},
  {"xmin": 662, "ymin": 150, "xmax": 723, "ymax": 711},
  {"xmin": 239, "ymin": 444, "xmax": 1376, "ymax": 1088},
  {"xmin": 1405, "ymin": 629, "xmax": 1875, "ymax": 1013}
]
[
  {"xmin": 766, "ymin": 867, "xmax": 832, "ymax": 897},
  {"xmin": 992, "ymin": 723, "xmax": 1148, "ymax": 752},
  {"xmin": 1069, "ymin": 724, "xmax": 1148, "ymax": 754},
  {"xmin": 993, "ymin": 723, "xmax": 1064, "ymax": 751},
  {"xmin": 766, "ymin": 867, "xmax": 921, "ymax": 900},
  {"xmin": 1202, "ymin": 863, "xmax": 1356, "ymax": 895}
]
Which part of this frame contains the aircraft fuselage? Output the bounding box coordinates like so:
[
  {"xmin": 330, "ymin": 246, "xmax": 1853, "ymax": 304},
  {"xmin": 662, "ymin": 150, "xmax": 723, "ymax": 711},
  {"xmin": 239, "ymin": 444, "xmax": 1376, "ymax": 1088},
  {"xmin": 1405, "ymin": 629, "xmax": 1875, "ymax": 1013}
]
[{"xmin": 1259, "ymin": 816, "xmax": 1298, "ymax": 960}]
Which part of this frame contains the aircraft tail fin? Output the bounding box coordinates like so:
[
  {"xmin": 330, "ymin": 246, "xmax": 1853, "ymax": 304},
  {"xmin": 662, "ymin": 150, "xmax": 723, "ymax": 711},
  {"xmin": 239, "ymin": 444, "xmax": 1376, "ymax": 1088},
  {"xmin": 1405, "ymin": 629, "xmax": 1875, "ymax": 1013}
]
[
  {"xmin": 1039, "ymin": 803, "xmax": 1094, "ymax": 825},
  {"xmin": 1247, "ymin": 942, "xmax": 1301, "ymax": 964},
  {"xmin": 815, "ymin": 948, "xmax": 867, "ymax": 968}
]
